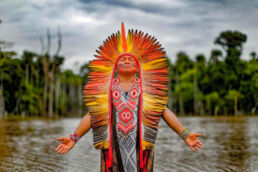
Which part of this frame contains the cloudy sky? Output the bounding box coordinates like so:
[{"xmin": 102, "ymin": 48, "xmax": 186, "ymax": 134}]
[{"xmin": 0, "ymin": 0, "xmax": 257, "ymax": 73}]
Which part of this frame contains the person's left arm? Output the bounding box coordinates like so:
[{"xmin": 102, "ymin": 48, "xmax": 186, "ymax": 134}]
[{"xmin": 162, "ymin": 107, "xmax": 203, "ymax": 151}]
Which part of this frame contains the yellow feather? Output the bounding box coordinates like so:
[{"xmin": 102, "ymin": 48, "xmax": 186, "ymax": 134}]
[
  {"xmin": 90, "ymin": 65, "xmax": 112, "ymax": 72},
  {"xmin": 127, "ymin": 31, "xmax": 133, "ymax": 53},
  {"xmin": 117, "ymin": 34, "xmax": 124, "ymax": 54},
  {"xmin": 142, "ymin": 140, "xmax": 154, "ymax": 150},
  {"xmin": 142, "ymin": 58, "xmax": 167, "ymax": 70}
]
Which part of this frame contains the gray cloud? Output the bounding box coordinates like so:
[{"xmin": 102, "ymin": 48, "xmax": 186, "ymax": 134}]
[{"xmin": 0, "ymin": 0, "xmax": 257, "ymax": 73}]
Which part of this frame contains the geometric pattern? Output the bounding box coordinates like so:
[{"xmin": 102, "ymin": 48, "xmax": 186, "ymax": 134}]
[
  {"xmin": 112, "ymin": 77, "xmax": 140, "ymax": 172},
  {"xmin": 112, "ymin": 77, "xmax": 140, "ymax": 136},
  {"xmin": 118, "ymin": 107, "xmax": 134, "ymax": 133}
]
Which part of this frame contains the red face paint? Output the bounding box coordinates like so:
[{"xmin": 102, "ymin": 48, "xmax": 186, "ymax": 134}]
[{"xmin": 116, "ymin": 55, "xmax": 137, "ymax": 76}]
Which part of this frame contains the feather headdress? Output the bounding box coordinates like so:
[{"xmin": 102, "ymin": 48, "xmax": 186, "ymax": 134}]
[{"xmin": 84, "ymin": 22, "xmax": 168, "ymax": 168}]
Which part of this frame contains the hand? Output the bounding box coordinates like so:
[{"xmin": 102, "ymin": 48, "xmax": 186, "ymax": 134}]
[
  {"xmin": 185, "ymin": 133, "xmax": 203, "ymax": 151},
  {"xmin": 56, "ymin": 137, "xmax": 74, "ymax": 154}
]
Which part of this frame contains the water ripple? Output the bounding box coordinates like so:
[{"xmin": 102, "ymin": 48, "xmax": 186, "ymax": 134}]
[{"xmin": 1, "ymin": 117, "xmax": 258, "ymax": 171}]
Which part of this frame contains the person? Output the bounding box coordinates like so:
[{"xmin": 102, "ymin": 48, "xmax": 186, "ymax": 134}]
[{"xmin": 56, "ymin": 23, "xmax": 203, "ymax": 172}]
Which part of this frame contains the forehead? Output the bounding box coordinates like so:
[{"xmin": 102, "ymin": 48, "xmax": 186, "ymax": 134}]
[{"xmin": 118, "ymin": 55, "xmax": 135, "ymax": 60}]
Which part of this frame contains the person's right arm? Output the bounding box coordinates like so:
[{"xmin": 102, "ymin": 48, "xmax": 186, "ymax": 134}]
[
  {"xmin": 56, "ymin": 112, "xmax": 91, "ymax": 154},
  {"xmin": 73, "ymin": 112, "xmax": 92, "ymax": 138}
]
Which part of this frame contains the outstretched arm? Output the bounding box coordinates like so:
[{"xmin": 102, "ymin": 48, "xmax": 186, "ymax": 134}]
[
  {"xmin": 162, "ymin": 107, "xmax": 184, "ymax": 136},
  {"xmin": 56, "ymin": 112, "xmax": 91, "ymax": 154},
  {"xmin": 73, "ymin": 112, "xmax": 92, "ymax": 138},
  {"xmin": 162, "ymin": 107, "xmax": 203, "ymax": 151}
]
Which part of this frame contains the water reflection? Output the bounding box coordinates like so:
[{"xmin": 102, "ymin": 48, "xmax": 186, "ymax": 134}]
[
  {"xmin": 0, "ymin": 117, "xmax": 258, "ymax": 172},
  {"xmin": 215, "ymin": 117, "xmax": 250, "ymax": 171}
]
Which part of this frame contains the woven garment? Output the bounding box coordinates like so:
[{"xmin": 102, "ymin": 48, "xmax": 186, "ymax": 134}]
[
  {"xmin": 100, "ymin": 77, "xmax": 155, "ymax": 172},
  {"xmin": 112, "ymin": 77, "xmax": 140, "ymax": 172},
  {"xmin": 100, "ymin": 149, "xmax": 154, "ymax": 172}
]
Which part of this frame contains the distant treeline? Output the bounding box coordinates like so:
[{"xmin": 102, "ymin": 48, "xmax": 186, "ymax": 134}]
[
  {"xmin": 0, "ymin": 29, "xmax": 88, "ymax": 118},
  {"xmin": 0, "ymin": 30, "xmax": 257, "ymax": 118},
  {"xmin": 168, "ymin": 31, "xmax": 257, "ymax": 116}
]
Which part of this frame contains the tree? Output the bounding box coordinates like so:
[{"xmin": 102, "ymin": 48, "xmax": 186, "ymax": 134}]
[
  {"xmin": 215, "ymin": 30, "xmax": 247, "ymax": 57},
  {"xmin": 250, "ymin": 51, "xmax": 257, "ymax": 60},
  {"xmin": 40, "ymin": 28, "xmax": 64, "ymax": 118},
  {"xmin": 174, "ymin": 52, "xmax": 193, "ymax": 115},
  {"xmin": 194, "ymin": 54, "xmax": 206, "ymax": 115},
  {"xmin": 215, "ymin": 31, "xmax": 247, "ymax": 91},
  {"xmin": 225, "ymin": 90, "xmax": 242, "ymax": 115},
  {"xmin": 209, "ymin": 49, "xmax": 223, "ymax": 65}
]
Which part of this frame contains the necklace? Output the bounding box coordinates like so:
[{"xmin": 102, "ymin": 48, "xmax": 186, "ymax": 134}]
[{"xmin": 118, "ymin": 77, "xmax": 135, "ymax": 92}]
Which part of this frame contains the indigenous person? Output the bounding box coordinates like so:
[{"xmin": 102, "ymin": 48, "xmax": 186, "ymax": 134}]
[{"xmin": 56, "ymin": 23, "xmax": 203, "ymax": 172}]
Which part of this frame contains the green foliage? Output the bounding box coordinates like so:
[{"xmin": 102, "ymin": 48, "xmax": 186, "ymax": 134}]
[
  {"xmin": 0, "ymin": 48, "xmax": 87, "ymax": 117},
  {"xmin": 170, "ymin": 30, "xmax": 257, "ymax": 116},
  {"xmin": 0, "ymin": 29, "xmax": 257, "ymax": 117}
]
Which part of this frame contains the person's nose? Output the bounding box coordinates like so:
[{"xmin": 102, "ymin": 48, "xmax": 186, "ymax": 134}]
[{"xmin": 125, "ymin": 57, "xmax": 130, "ymax": 64}]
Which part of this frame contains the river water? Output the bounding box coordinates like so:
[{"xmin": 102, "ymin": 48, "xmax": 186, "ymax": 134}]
[{"xmin": 0, "ymin": 116, "xmax": 258, "ymax": 172}]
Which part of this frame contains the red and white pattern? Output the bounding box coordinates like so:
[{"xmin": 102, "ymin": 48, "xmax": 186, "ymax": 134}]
[
  {"xmin": 112, "ymin": 77, "xmax": 140, "ymax": 135},
  {"xmin": 112, "ymin": 89, "xmax": 121, "ymax": 100},
  {"xmin": 113, "ymin": 78, "xmax": 119, "ymax": 84},
  {"xmin": 130, "ymin": 88, "xmax": 138, "ymax": 99},
  {"xmin": 112, "ymin": 77, "xmax": 141, "ymax": 172},
  {"xmin": 134, "ymin": 77, "xmax": 140, "ymax": 83},
  {"xmin": 118, "ymin": 108, "xmax": 134, "ymax": 133}
]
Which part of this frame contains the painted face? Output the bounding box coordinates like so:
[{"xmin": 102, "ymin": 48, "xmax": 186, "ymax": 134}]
[{"xmin": 116, "ymin": 55, "xmax": 137, "ymax": 76}]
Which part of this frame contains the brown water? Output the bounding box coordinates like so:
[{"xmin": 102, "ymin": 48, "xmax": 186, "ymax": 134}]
[{"xmin": 0, "ymin": 116, "xmax": 258, "ymax": 172}]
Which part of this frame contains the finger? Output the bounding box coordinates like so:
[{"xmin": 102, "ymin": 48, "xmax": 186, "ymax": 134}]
[
  {"xmin": 61, "ymin": 148, "xmax": 67, "ymax": 154},
  {"xmin": 194, "ymin": 133, "xmax": 202, "ymax": 137},
  {"xmin": 195, "ymin": 142, "xmax": 202, "ymax": 148},
  {"xmin": 193, "ymin": 145, "xmax": 199, "ymax": 151},
  {"xmin": 56, "ymin": 144, "xmax": 62, "ymax": 152},
  {"xmin": 198, "ymin": 140, "xmax": 203, "ymax": 145},
  {"xmin": 196, "ymin": 140, "xmax": 203, "ymax": 147},
  {"xmin": 190, "ymin": 145, "xmax": 195, "ymax": 151},
  {"xmin": 63, "ymin": 148, "xmax": 69, "ymax": 154},
  {"xmin": 60, "ymin": 149, "xmax": 64, "ymax": 154},
  {"xmin": 56, "ymin": 145, "xmax": 63, "ymax": 153},
  {"xmin": 194, "ymin": 144, "xmax": 202, "ymax": 149},
  {"xmin": 56, "ymin": 137, "xmax": 64, "ymax": 141},
  {"xmin": 56, "ymin": 147, "xmax": 63, "ymax": 154},
  {"xmin": 57, "ymin": 147, "xmax": 64, "ymax": 154}
]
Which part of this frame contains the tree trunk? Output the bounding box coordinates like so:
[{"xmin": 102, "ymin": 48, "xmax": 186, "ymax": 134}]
[
  {"xmin": 48, "ymin": 72, "xmax": 54, "ymax": 118},
  {"xmin": 42, "ymin": 56, "xmax": 49, "ymax": 117},
  {"xmin": 62, "ymin": 79, "xmax": 66, "ymax": 115},
  {"xmin": 234, "ymin": 92, "xmax": 238, "ymax": 115},
  {"xmin": 175, "ymin": 71, "xmax": 179, "ymax": 114},
  {"xmin": 168, "ymin": 69, "xmax": 173, "ymax": 110},
  {"xmin": 0, "ymin": 82, "xmax": 4, "ymax": 118},
  {"xmin": 55, "ymin": 76, "xmax": 60, "ymax": 116},
  {"xmin": 194, "ymin": 69, "xmax": 199, "ymax": 115},
  {"xmin": 200, "ymin": 101, "xmax": 204, "ymax": 116},
  {"xmin": 214, "ymin": 105, "xmax": 219, "ymax": 116},
  {"xmin": 179, "ymin": 94, "xmax": 184, "ymax": 115},
  {"xmin": 251, "ymin": 96, "xmax": 258, "ymax": 115},
  {"xmin": 207, "ymin": 98, "xmax": 211, "ymax": 115},
  {"xmin": 69, "ymin": 84, "xmax": 74, "ymax": 114},
  {"xmin": 78, "ymin": 84, "xmax": 83, "ymax": 116}
]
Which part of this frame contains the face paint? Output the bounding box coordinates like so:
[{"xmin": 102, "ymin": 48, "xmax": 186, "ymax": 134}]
[{"xmin": 117, "ymin": 55, "xmax": 137, "ymax": 76}]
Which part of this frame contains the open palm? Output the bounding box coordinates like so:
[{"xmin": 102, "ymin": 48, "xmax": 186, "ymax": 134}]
[
  {"xmin": 185, "ymin": 133, "xmax": 203, "ymax": 151},
  {"xmin": 56, "ymin": 137, "xmax": 74, "ymax": 154}
]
